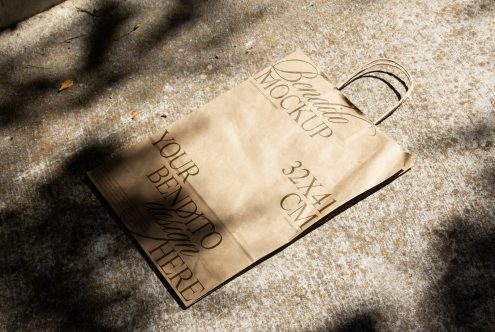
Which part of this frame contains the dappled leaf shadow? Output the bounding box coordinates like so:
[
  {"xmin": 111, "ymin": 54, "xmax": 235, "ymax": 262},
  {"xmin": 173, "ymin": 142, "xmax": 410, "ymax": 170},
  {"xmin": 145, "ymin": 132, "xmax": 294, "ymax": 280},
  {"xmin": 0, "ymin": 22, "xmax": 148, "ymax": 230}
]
[
  {"xmin": 0, "ymin": 0, "xmax": 269, "ymax": 128},
  {"xmin": 0, "ymin": 143, "xmax": 159, "ymax": 330}
]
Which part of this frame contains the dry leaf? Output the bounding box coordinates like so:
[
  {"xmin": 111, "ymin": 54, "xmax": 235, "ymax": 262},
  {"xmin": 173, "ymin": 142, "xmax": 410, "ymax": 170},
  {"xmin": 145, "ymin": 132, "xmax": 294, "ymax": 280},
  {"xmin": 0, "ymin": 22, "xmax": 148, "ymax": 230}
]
[
  {"xmin": 58, "ymin": 79, "xmax": 74, "ymax": 92},
  {"xmin": 131, "ymin": 111, "xmax": 138, "ymax": 120}
]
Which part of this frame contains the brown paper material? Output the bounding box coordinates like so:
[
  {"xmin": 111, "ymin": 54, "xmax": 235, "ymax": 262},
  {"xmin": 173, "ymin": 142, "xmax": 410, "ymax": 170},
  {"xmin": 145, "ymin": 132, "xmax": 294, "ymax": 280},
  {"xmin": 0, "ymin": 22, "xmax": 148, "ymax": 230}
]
[{"xmin": 88, "ymin": 51, "xmax": 413, "ymax": 307}]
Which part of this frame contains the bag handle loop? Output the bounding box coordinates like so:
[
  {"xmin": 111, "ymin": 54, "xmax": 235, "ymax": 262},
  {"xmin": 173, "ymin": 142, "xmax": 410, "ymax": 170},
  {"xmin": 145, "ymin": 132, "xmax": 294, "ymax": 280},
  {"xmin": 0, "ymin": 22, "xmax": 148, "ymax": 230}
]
[{"xmin": 336, "ymin": 59, "xmax": 414, "ymax": 125}]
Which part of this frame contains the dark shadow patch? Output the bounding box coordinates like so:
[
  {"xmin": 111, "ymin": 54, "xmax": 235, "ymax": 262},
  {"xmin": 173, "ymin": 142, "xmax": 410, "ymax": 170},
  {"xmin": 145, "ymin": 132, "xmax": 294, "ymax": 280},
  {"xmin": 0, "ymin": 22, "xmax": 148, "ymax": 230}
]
[
  {"xmin": 332, "ymin": 313, "xmax": 377, "ymax": 332},
  {"xmin": 82, "ymin": 1, "xmax": 129, "ymax": 71},
  {"xmin": 315, "ymin": 312, "xmax": 378, "ymax": 332},
  {"xmin": 0, "ymin": 21, "xmax": 18, "ymax": 32},
  {"xmin": 0, "ymin": 142, "xmax": 159, "ymax": 330},
  {"xmin": 432, "ymin": 214, "xmax": 495, "ymax": 330}
]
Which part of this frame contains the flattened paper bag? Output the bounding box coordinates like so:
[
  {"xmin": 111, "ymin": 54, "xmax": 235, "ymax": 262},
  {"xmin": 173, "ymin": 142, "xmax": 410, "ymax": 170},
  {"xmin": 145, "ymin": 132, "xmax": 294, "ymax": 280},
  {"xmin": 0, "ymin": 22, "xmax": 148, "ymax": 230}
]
[{"xmin": 88, "ymin": 51, "xmax": 414, "ymax": 307}]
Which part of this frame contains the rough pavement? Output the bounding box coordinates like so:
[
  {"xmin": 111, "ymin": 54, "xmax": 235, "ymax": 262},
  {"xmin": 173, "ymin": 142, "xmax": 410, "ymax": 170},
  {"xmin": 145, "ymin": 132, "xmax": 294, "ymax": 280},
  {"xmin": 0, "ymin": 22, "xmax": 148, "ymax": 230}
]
[{"xmin": 1, "ymin": 0, "xmax": 494, "ymax": 330}]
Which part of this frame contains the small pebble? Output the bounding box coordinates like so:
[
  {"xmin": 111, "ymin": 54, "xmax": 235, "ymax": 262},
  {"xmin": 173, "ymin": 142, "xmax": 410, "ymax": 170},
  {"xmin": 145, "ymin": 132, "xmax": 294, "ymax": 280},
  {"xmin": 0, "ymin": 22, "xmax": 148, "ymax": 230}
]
[
  {"xmin": 200, "ymin": 74, "xmax": 207, "ymax": 80},
  {"xmin": 4, "ymin": 136, "xmax": 13, "ymax": 141},
  {"xmin": 245, "ymin": 40, "xmax": 255, "ymax": 49}
]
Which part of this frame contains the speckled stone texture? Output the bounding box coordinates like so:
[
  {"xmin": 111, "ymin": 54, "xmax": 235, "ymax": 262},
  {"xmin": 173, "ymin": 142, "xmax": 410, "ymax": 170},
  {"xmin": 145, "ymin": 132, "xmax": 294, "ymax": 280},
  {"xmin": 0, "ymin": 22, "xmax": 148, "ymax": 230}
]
[{"xmin": 0, "ymin": 0, "xmax": 494, "ymax": 331}]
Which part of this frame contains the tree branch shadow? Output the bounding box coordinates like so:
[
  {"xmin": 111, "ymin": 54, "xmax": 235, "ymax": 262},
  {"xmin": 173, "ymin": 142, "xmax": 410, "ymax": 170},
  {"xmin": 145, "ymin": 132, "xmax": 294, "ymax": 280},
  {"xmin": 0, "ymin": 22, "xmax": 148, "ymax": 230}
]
[{"xmin": 0, "ymin": 0, "xmax": 271, "ymax": 128}]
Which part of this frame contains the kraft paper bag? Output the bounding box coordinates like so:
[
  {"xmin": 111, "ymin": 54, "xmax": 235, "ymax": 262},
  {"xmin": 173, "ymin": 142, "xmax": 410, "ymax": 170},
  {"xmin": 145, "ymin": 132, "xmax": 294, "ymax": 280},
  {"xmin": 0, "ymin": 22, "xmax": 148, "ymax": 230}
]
[{"xmin": 88, "ymin": 51, "xmax": 414, "ymax": 307}]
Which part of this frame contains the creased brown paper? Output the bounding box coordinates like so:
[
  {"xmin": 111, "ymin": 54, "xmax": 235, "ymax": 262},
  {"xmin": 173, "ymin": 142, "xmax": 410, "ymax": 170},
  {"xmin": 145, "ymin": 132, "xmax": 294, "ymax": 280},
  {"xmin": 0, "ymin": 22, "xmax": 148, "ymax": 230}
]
[{"xmin": 88, "ymin": 51, "xmax": 413, "ymax": 307}]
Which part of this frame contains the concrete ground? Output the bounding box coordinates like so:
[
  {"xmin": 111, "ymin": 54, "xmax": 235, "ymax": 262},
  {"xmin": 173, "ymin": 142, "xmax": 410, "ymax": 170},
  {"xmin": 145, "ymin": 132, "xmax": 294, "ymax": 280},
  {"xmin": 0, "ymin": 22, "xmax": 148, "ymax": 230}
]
[{"xmin": 0, "ymin": 0, "xmax": 494, "ymax": 331}]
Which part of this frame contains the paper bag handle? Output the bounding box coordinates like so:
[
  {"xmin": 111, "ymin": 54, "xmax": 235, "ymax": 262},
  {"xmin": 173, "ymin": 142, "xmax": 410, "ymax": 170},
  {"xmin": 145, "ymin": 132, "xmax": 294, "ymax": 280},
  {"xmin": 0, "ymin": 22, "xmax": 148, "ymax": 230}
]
[{"xmin": 336, "ymin": 59, "xmax": 414, "ymax": 125}]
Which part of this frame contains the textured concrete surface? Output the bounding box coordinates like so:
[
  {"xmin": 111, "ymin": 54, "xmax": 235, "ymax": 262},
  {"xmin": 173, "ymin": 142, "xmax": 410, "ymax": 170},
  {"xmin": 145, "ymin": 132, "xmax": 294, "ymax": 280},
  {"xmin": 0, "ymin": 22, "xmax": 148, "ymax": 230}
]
[{"xmin": 0, "ymin": 0, "xmax": 494, "ymax": 331}]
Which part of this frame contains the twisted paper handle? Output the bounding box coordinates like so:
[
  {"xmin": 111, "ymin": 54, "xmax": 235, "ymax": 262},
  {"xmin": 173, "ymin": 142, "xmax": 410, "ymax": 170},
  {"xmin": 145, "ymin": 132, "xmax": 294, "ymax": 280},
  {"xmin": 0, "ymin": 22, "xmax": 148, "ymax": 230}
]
[{"xmin": 337, "ymin": 59, "xmax": 414, "ymax": 125}]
